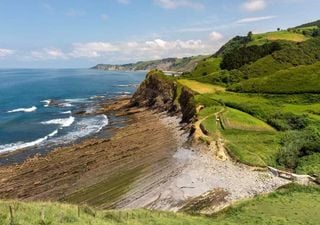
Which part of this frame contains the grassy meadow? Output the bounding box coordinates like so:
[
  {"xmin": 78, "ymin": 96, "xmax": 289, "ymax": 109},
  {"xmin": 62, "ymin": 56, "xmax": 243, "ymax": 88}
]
[
  {"xmin": 0, "ymin": 185, "xmax": 319, "ymax": 225},
  {"xmin": 250, "ymin": 31, "xmax": 309, "ymax": 46}
]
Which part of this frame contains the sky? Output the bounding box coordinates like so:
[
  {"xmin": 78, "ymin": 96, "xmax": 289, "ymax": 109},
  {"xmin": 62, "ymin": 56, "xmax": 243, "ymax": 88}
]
[{"xmin": 0, "ymin": 0, "xmax": 319, "ymax": 68}]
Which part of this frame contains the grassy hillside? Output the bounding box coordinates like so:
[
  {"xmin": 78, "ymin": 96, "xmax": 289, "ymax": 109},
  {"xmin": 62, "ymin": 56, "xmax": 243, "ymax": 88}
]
[
  {"xmin": 250, "ymin": 31, "xmax": 308, "ymax": 45},
  {"xmin": 0, "ymin": 185, "xmax": 319, "ymax": 225},
  {"xmin": 229, "ymin": 62, "xmax": 320, "ymax": 94}
]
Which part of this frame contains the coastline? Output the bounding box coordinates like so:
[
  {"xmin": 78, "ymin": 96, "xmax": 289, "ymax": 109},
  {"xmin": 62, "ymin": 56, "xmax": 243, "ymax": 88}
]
[
  {"xmin": 0, "ymin": 96, "xmax": 289, "ymax": 212},
  {"xmin": 0, "ymin": 99, "xmax": 181, "ymax": 205}
]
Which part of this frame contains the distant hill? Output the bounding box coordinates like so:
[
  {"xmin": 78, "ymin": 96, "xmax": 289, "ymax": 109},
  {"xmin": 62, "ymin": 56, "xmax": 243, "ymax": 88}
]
[
  {"xmin": 91, "ymin": 55, "xmax": 208, "ymax": 72},
  {"xmin": 294, "ymin": 19, "xmax": 320, "ymax": 29}
]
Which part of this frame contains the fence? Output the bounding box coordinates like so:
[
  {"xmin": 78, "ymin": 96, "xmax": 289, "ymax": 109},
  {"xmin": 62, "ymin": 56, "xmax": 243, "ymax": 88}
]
[{"xmin": 267, "ymin": 166, "xmax": 317, "ymax": 185}]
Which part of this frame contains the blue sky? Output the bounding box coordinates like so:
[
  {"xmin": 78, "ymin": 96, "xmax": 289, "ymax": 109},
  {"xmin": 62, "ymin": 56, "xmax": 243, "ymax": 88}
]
[{"xmin": 0, "ymin": 0, "xmax": 319, "ymax": 68}]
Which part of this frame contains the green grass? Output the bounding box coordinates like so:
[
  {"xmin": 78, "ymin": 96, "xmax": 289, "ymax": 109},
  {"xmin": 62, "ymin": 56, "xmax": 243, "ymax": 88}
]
[
  {"xmin": 207, "ymin": 92, "xmax": 320, "ymax": 122},
  {"xmin": 230, "ymin": 62, "xmax": 320, "ymax": 94},
  {"xmin": 223, "ymin": 129, "xmax": 280, "ymax": 167},
  {"xmin": 191, "ymin": 57, "xmax": 222, "ymax": 77},
  {"xmin": 1, "ymin": 185, "xmax": 319, "ymax": 225},
  {"xmin": 296, "ymin": 153, "xmax": 320, "ymax": 176},
  {"xmin": 240, "ymin": 55, "xmax": 293, "ymax": 78},
  {"xmin": 213, "ymin": 184, "xmax": 320, "ymax": 225},
  {"xmin": 221, "ymin": 108, "xmax": 275, "ymax": 132},
  {"xmin": 250, "ymin": 31, "xmax": 308, "ymax": 46},
  {"xmin": 178, "ymin": 79, "xmax": 225, "ymax": 94}
]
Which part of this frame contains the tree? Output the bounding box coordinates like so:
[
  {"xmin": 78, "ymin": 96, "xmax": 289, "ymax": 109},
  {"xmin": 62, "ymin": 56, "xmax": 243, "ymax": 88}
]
[
  {"xmin": 277, "ymin": 28, "xmax": 281, "ymax": 31},
  {"xmin": 247, "ymin": 31, "xmax": 253, "ymax": 41}
]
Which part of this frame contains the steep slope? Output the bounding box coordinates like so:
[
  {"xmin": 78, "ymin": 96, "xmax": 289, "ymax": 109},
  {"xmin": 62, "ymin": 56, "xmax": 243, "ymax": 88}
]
[{"xmin": 229, "ymin": 62, "xmax": 320, "ymax": 94}]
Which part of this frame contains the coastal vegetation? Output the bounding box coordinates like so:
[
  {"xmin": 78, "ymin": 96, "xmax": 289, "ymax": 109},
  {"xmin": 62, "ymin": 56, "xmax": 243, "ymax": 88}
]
[
  {"xmin": 175, "ymin": 21, "xmax": 320, "ymax": 177},
  {"xmin": 0, "ymin": 184, "xmax": 319, "ymax": 225}
]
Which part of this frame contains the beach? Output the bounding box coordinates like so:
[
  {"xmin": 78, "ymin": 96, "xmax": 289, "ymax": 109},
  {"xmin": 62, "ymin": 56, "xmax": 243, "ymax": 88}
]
[{"xmin": 0, "ymin": 97, "xmax": 288, "ymax": 212}]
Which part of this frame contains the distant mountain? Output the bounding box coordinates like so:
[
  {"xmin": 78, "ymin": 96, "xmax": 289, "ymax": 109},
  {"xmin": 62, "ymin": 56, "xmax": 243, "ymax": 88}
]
[{"xmin": 91, "ymin": 55, "xmax": 208, "ymax": 72}]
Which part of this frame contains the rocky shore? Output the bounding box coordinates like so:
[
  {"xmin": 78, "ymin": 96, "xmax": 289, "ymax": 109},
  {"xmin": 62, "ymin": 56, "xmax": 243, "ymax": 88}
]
[{"xmin": 0, "ymin": 72, "xmax": 289, "ymax": 213}]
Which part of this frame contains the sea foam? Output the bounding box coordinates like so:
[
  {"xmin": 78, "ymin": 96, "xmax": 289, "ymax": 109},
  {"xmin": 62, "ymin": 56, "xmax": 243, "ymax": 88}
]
[
  {"xmin": 41, "ymin": 116, "xmax": 75, "ymax": 128},
  {"xmin": 7, "ymin": 106, "xmax": 37, "ymax": 113},
  {"xmin": 0, "ymin": 129, "xmax": 58, "ymax": 153}
]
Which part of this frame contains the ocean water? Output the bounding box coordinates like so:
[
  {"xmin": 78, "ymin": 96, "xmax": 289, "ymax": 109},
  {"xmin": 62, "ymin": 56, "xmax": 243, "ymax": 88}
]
[{"xmin": 0, "ymin": 69, "xmax": 146, "ymax": 162}]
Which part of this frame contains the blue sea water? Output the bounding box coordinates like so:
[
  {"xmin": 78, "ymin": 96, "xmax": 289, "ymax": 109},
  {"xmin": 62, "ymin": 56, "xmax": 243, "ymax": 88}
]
[{"xmin": 0, "ymin": 69, "xmax": 146, "ymax": 158}]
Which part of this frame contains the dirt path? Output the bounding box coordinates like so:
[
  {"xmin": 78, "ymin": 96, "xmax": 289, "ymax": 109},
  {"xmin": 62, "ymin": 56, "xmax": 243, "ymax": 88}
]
[{"xmin": 193, "ymin": 106, "xmax": 229, "ymax": 161}]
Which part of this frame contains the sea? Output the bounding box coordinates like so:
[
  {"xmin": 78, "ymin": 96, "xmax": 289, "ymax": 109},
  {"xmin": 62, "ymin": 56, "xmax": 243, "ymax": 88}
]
[{"xmin": 0, "ymin": 69, "xmax": 146, "ymax": 165}]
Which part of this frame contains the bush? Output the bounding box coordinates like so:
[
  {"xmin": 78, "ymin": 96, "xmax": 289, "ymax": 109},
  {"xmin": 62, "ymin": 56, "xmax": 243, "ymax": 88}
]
[
  {"xmin": 267, "ymin": 112, "xmax": 309, "ymax": 131},
  {"xmin": 277, "ymin": 128, "xmax": 320, "ymax": 169}
]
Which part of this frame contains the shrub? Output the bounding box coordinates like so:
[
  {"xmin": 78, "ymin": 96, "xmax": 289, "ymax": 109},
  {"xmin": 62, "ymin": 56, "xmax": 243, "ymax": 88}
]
[
  {"xmin": 267, "ymin": 112, "xmax": 309, "ymax": 131},
  {"xmin": 277, "ymin": 128, "xmax": 320, "ymax": 169}
]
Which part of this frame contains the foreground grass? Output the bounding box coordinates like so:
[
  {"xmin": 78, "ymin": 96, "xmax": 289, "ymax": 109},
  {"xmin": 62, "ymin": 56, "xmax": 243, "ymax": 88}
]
[{"xmin": 0, "ymin": 185, "xmax": 319, "ymax": 225}]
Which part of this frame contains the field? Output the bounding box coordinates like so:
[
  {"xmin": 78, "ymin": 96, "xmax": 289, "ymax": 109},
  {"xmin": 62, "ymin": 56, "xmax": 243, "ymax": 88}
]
[
  {"xmin": 0, "ymin": 185, "xmax": 319, "ymax": 225},
  {"xmin": 184, "ymin": 90, "xmax": 320, "ymax": 167},
  {"xmin": 222, "ymin": 129, "xmax": 280, "ymax": 167},
  {"xmin": 221, "ymin": 108, "xmax": 275, "ymax": 132},
  {"xmin": 250, "ymin": 31, "xmax": 308, "ymax": 45},
  {"xmin": 178, "ymin": 79, "xmax": 225, "ymax": 94}
]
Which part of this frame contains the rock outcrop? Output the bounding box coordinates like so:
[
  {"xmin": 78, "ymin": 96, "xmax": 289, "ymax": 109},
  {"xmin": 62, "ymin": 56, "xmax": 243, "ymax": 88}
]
[{"xmin": 131, "ymin": 70, "xmax": 196, "ymax": 123}]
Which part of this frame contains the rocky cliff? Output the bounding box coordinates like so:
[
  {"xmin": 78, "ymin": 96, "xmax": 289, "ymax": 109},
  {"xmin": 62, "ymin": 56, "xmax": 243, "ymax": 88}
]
[{"xmin": 131, "ymin": 70, "xmax": 196, "ymax": 123}]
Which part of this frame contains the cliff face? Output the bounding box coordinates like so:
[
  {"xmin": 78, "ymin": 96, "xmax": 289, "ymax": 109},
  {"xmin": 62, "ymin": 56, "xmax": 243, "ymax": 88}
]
[{"xmin": 131, "ymin": 70, "xmax": 196, "ymax": 123}]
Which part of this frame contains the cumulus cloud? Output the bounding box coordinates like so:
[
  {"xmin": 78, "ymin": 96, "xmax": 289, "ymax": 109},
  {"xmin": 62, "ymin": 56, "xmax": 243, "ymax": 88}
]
[
  {"xmin": 0, "ymin": 48, "xmax": 15, "ymax": 57},
  {"xmin": 30, "ymin": 48, "xmax": 67, "ymax": 60},
  {"xmin": 236, "ymin": 15, "xmax": 276, "ymax": 23},
  {"xmin": 209, "ymin": 31, "xmax": 223, "ymax": 41},
  {"xmin": 18, "ymin": 37, "xmax": 222, "ymax": 63},
  {"xmin": 63, "ymin": 38, "xmax": 217, "ymax": 62},
  {"xmin": 70, "ymin": 42, "xmax": 120, "ymax": 58},
  {"xmin": 242, "ymin": 0, "xmax": 267, "ymax": 12},
  {"xmin": 154, "ymin": 0, "xmax": 204, "ymax": 10}
]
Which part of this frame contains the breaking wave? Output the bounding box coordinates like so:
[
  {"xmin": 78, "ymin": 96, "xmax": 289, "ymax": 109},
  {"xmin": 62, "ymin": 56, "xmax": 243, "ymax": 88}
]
[
  {"xmin": 41, "ymin": 116, "xmax": 75, "ymax": 128},
  {"xmin": 0, "ymin": 129, "xmax": 59, "ymax": 154},
  {"xmin": 7, "ymin": 106, "xmax": 37, "ymax": 113}
]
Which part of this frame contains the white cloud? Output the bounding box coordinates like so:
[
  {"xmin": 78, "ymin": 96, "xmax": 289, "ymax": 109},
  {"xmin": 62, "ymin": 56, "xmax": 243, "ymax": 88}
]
[
  {"xmin": 236, "ymin": 15, "xmax": 276, "ymax": 23},
  {"xmin": 17, "ymin": 37, "xmax": 222, "ymax": 63},
  {"xmin": 66, "ymin": 38, "xmax": 215, "ymax": 61},
  {"xmin": 0, "ymin": 48, "xmax": 15, "ymax": 57},
  {"xmin": 70, "ymin": 42, "xmax": 120, "ymax": 58},
  {"xmin": 209, "ymin": 31, "xmax": 223, "ymax": 41},
  {"xmin": 30, "ymin": 48, "xmax": 67, "ymax": 60},
  {"xmin": 242, "ymin": 0, "xmax": 267, "ymax": 12},
  {"xmin": 154, "ymin": 0, "xmax": 204, "ymax": 10}
]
